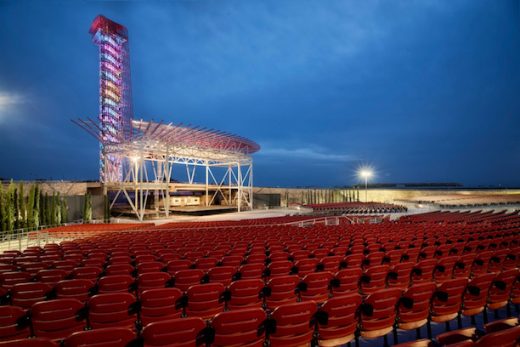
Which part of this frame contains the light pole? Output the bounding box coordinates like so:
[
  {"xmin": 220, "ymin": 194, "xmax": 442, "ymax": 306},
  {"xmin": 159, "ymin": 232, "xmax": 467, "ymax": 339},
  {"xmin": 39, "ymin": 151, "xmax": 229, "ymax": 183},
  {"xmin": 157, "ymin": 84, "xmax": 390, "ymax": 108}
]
[{"xmin": 358, "ymin": 168, "xmax": 373, "ymax": 202}]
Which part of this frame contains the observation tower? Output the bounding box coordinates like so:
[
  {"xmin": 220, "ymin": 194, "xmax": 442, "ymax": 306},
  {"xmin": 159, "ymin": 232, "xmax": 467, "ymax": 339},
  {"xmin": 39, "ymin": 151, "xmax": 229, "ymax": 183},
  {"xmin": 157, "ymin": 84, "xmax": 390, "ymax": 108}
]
[{"xmin": 75, "ymin": 15, "xmax": 259, "ymax": 220}]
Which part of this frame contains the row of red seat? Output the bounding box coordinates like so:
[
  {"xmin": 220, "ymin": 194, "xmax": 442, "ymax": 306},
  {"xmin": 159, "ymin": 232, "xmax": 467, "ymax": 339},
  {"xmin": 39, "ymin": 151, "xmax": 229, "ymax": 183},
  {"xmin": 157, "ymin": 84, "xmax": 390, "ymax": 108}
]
[
  {"xmin": 395, "ymin": 317, "xmax": 520, "ymax": 347},
  {"xmin": 1, "ymin": 281, "xmax": 519, "ymax": 347}
]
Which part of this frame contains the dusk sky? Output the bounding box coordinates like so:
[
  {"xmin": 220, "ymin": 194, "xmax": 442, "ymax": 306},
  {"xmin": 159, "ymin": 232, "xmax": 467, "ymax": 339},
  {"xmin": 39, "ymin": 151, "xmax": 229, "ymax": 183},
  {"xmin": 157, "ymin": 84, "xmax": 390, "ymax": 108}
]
[{"xmin": 1, "ymin": 0, "xmax": 519, "ymax": 187}]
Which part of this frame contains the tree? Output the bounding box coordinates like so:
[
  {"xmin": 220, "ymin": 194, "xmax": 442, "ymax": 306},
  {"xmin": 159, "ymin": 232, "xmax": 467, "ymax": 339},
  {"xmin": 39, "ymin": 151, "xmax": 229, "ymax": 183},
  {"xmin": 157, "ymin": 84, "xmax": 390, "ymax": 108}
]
[
  {"xmin": 61, "ymin": 196, "xmax": 68, "ymax": 224},
  {"xmin": 27, "ymin": 184, "xmax": 35, "ymax": 229},
  {"xmin": 18, "ymin": 183, "xmax": 26, "ymax": 230},
  {"xmin": 54, "ymin": 192, "xmax": 61, "ymax": 225},
  {"xmin": 6, "ymin": 181, "xmax": 16, "ymax": 232},
  {"xmin": 42, "ymin": 192, "xmax": 49, "ymax": 226},
  {"xmin": 83, "ymin": 193, "xmax": 92, "ymax": 223},
  {"xmin": 0, "ymin": 182, "xmax": 5, "ymax": 231},
  {"xmin": 34, "ymin": 185, "xmax": 40, "ymax": 229}
]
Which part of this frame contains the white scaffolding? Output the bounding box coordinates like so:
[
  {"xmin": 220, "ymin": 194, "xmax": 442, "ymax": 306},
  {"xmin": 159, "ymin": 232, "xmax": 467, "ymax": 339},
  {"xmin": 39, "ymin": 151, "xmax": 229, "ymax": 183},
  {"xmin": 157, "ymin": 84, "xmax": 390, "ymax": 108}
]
[{"xmin": 74, "ymin": 119, "xmax": 259, "ymax": 221}]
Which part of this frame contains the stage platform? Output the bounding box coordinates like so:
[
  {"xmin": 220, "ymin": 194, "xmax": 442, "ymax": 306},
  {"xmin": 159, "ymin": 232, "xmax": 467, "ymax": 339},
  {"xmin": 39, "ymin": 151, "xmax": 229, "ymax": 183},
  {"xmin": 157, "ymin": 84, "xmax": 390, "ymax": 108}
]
[{"xmin": 169, "ymin": 205, "xmax": 238, "ymax": 215}]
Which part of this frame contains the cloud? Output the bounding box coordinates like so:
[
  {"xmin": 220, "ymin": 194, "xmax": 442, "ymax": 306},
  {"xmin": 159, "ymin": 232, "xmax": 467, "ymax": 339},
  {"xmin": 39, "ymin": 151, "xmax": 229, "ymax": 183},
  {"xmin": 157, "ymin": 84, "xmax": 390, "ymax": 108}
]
[
  {"xmin": 258, "ymin": 143, "xmax": 355, "ymax": 162},
  {"xmin": 0, "ymin": 92, "xmax": 28, "ymax": 124}
]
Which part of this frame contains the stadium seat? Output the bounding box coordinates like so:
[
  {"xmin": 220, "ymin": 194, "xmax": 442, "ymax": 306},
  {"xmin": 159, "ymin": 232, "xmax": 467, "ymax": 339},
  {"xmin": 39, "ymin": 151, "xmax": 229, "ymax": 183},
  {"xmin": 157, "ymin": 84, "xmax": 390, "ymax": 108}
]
[
  {"xmin": 429, "ymin": 278, "xmax": 468, "ymax": 328},
  {"xmin": 173, "ymin": 269, "xmax": 205, "ymax": 292},
  {"xmin": 411, "ymin": 259, "xmax": 437, "ymax": 284},
  {"xmin": 31, "ymin": 299, "xmax": 86, "ymax": 340},
  {"xmin": 266, "ymin": 260, "xmax": 293, "ymax": 278},
  {"xmin": 137, "ymin": 272, "xmax": 172, "ymax": 294},
  {"xmin": 359, "ymin": 288, "xmax": 403, "ymax": 346},
  {"xmin": 11, "ymin": 282, "xmax": 53, "ymax": 309},
  {"xmin": 269, "ymin": 301, "xmax": 318, "ymax": 347},
  {"xmin": 0, "ymin": 338, "xmax": 59, "ymax": 347},
  {"xmin": 185, "ymin": 283, "xmax": 225, "ymax": 319},
  {"xmin": 298, "ymin": 271, "xmax": 333, "ymax": 303},
  {"xmin": 332, "ymin": 268, "xmax": 362, "ymax": 295},
  {"xmin": 55, "ymin": 279, "xmax": 94, "ymax": 303},
  {"xmin": 98, "ymin": 275, "xmax": 135, "ymax": 294},
  {"xmin": 166, "ymin": 260, "xmax": 192, "ymax": 275},
  {"xmin": 207, "ymin": 266, "xmax": 236, "ymax": 286},
  {"xmin": 317, "ymin": 293, "xmax": 362, "ymax": 347},
  {"xmin": 433, "ymin": 256, "xmax": 458, "ymax": 283},
  {"xmin": 462, "ymin": 273, "xmax": 495, "ymax": 321},
  {"xmin": 397, "ymin": 282, "xmax": 437, "ymax": 334},
  {"xmin": 0, "ymin": 305, "xmax": 30, "ymax": 341},
  {"xmin": 361, "ymin": 264, "xmax": 390, "ymax": 295},
  {"xmin": 105, "ymin": 264, "xmax": 134, "ymax": 276},
  {"xmin": 212, "ymin": 308, "xmax": 267, "ymax": 347},
  {"xmin": 227, "ymin": 279, "xmax": 265, "ymax": 310},
  {"xmin": 0, "ymin": 271, "xmax": 32, "ymax": 289},
  {"xmin": 36, "ymin": 269, "xmax": 68, "ymax": 285},
  {"xmin": 142, "ymin": 317, "xmax": 206, "ymax": 347},
  {"xmin": 71, "ymin": 267, "xmax": 102, "ymax": 281},
  {"xmin": 140, "ymin": 288, "xmax": 183, "ymax": 326},
  {"xmin": 294, "ymin": 258, "xmax": 319, "ymax": 277},
  {"xmin": 237, "ymin": 263, "xmax": 264, "ymax": 280},
  {"xmin": 88, "ymin": 293, "xmax": 138, "ymax": 330},
  {"xmin": 387, "ymin": 262, "xmax": 414, "ymax": 289},
  {"xmin": 63, "ymin": 327, "xmax": 136, "ymax": 347},
  {"xmin": 265, "ymin": 275, "xmax": 300, "ymax": 309}
]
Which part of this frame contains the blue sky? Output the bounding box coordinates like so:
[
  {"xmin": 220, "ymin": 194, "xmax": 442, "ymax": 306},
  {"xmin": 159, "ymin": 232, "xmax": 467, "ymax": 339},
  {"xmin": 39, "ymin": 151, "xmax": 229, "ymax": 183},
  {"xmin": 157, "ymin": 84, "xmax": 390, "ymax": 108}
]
[{"xmin": 1, "ymin": 0, "xmax": 519, "ymax": 187}]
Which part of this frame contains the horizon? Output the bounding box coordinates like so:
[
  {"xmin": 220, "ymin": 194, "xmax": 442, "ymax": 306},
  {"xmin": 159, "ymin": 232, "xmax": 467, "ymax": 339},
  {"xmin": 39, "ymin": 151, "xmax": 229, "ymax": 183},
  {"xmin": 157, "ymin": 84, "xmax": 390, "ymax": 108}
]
[{"xmin": 1, "ymin": 0, "xmax": 520, "ymax": 187}]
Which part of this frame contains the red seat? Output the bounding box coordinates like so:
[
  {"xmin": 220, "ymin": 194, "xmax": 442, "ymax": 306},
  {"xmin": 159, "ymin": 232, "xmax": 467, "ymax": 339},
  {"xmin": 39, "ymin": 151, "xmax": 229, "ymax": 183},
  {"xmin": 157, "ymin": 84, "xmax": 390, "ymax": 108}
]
[
  {"xmin": 208, "ymin": 266, "xmax": 236, "ymax": 286},
  {"xmin": 137, "ymin": 272, "xmax": 171, "ymax": 294},
  {"xmin": 294, "ymin": 259, "xmax": 318, "ymax": 277},
  {"xmin": 474, "ymin": 325, "xmax": 520, "ymax": 347},
  {"xmin": 36, "ymin": 269, "xmax": 68, "ymax": 285},
  {"xmin": 0, "ymin": 305, "xmax": 30, "ymax": 341},
  {"xmin": 140, "ymin": 288, "xmax": 183, "ymax": 326},
  {"xmin": 488, "ymin": 269, "xmax": 518, "ymax": 310},
  {"xmin": 412, "ymin": 259, "xmax": 437, "ymax": 284},
  {"xmin": 317, "ymin": 293, "xmax": 362, "ymax": 347},
  {"xmin": 11, "ymin": 282, "xmax": 52, "ymax": 309},
  {"xmin": 212, "ymin": 308, "xmax": 266, "ymax": 347},
  {"xmin": 173, "ymin": 269, "xmax": 204, "ymax": 292},
  {"xmin": 430, "ymin": 278, "xmax": 467, "ymax": 323},
  {"xmin": 398, "ymin": 282, "xmax": 437, "ymax": 331},
  {"xmin": 166, "ymin": 260, "xmax": 192, "ymax": 275},
  {"xmin": 227, "ymin": 279, "xmax": 265, "ymax": 310},
  {"xmin": 359, "ymin": 288, "xmax": 403, "ymax": 342},
  {"xmin": 462, "ymin": 273, "xmax": 495, "ymax": 318},
  {"xmin": 63, "ymin": 327, "xmax": 136, "ymax": 347},
  {"xmin": 320, "ymin": 256, "xmax": 344, "ymax": 273},
  {"xmin": 388, "ymin": 262, "xmax": 414, "ymax": 289},
  {"xmin": 194, "ymin": 257, "xmax": 218, "ymax": 271},
  {"xmin": 105, "ymin": 264, "xmax": 134, "ymax": 276},
  {"xmin": 98, "ymin": 275, "xmax": 135, "ymax": 294},
  {"xmin": 433, "ymin": 256, "xmax": 458, "ymax": 283},
  {"xmin": 136, "ymin": 262, "xmax": 164, "ymax": 275},
  {"xmin": 299, "ymin": 271, "xmax": 333, "ymax": 303},
  {"xmin": 0, "ymin": 338, "xmax": 59, "ymax": 347},
  {"xmin": 269, "ymin": 301, "xmax": 318, "ymax": 347},
  {"xmin": 55, "ymin": 279, "xmax": 94, "ymax": 303},
  {"xmin": 265, "ymin": 275, "xmax": 300, "ymax": 309},
  {"xmin": 185, "ymin": 283, "xmax": 225, "ymax": 319},
  {"xmin": 453, "ymin": 254, "xmax": 475, "ymax": 279},
  {"xmin": 332, "ymin": 268, "xmax": 362, "ymax": 295},
  {"xmin": 142, "ymin": 317, "xmax": 205, "ymax": 347},
  {"xmin": 266, "ymin": 260, "xmax": 293, "ymax": 278},
  {"xmin": 0, "ymin": 271, "xmax": 32, "ymax": 289},
  {"xmin": 31, "ymin": 299, "xmax": 86, "ymax": 340},
  {"xmin": 238, "ymin": 263, "xmax": 264, "ymax": 280},
  {"xmin": 71, "ymin": 267, "xmax": 102, "ymax": 281},
  {"xmin": 361, "ymin": 264, "xmax": 390, "ymax": 295},
  {"xmin": 88, "ymin": 293, "xmax": 137, "ymax": 330}
]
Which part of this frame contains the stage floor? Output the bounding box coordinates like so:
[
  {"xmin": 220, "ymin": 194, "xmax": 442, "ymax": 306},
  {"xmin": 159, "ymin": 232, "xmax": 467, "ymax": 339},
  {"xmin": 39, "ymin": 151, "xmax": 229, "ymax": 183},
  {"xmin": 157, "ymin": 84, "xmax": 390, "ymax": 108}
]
[{"xmin": 169, "ymin": 205, "xmax": 237, "ymax": 215}]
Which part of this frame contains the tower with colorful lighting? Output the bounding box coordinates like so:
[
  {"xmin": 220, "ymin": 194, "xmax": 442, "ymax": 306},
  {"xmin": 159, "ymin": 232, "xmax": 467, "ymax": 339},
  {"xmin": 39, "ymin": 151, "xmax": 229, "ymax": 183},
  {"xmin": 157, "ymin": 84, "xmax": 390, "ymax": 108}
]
[{"xmin": 89, "ymin": 15, "xmax": 133, "ymax": 182}]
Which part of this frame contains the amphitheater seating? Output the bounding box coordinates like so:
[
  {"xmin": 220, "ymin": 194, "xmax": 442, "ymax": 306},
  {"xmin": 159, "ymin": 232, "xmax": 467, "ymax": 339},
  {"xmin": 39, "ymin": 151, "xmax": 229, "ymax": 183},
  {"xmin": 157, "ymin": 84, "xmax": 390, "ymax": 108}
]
[{"xmin": 0, "ymin": 211, "xmax": 517, "ymax": 346}]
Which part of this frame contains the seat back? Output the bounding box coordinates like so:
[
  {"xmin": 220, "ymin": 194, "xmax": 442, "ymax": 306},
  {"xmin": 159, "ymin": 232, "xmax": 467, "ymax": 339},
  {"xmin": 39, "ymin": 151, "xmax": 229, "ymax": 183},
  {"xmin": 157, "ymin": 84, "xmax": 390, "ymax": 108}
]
[
  {"xmin": 140, "ymin": 288, "xmax": 183, "ymax": 326},
  {"xmin": 212, "ymin": 308, "xmax": 266, "ymax": 347},
  {"xmin": 185, "ymin": 283, "xmax": 225, "ymax": 319},
  {"xmin": 98, "ymin": 275, "xmax": 135, "ymax": 294},
  {"xmin": 11, "ymin": 282, "xmax": 52, "ymax": 309},
  {"xmin": 269, "ymin": 301, "xmax": 317, "ymax": 347},
  {"xmin": 317, "ymin": 293, "xmax": 362, "ymax": 345},
  {"xmin": 55, "ymin": 279, "xmax": 94, "ymax": 303},
  {"xmin": 137, "ymin": 272, "xmax": 171, "ymax": 294},
  {"xmin": 88, "ymin": 293, "xmax": 137, "ymax": 330},
  {"xmin": 0, "ymin": 305, "xmax": 30, "ymax": 341},
  {"xmin": 227, "ymin": 279, "xmax": 265, "ymax": 310},
  {"xmin": 173, "ymin": 269, "xmax": 204, "ymax": 292},
  {"xmin": 64, "ymin": 327, "xmax": 136, "ymax": 347},
  {"xmin": 31, "ymin": 298, "xmax": 86, "ymax": 340},
  {"xmin": 142, "ymin": 317, "xmax": 205, "ymax": 347}
]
